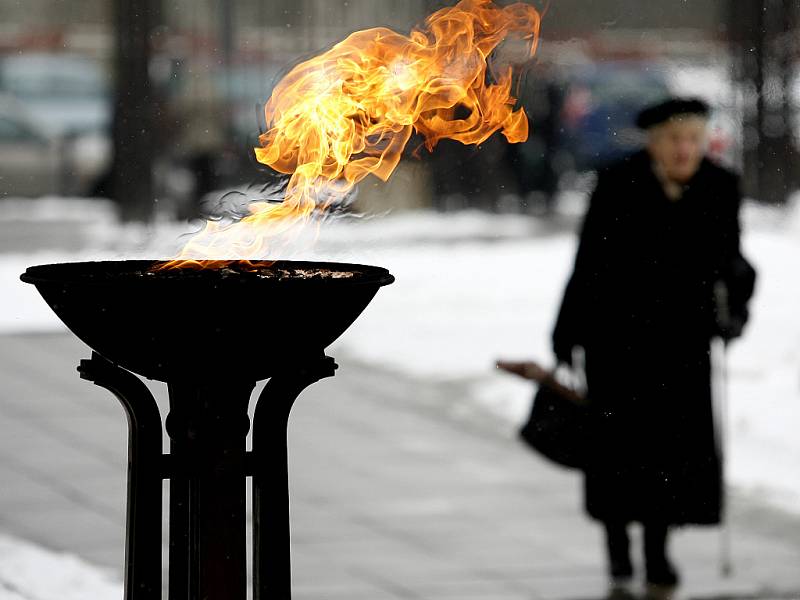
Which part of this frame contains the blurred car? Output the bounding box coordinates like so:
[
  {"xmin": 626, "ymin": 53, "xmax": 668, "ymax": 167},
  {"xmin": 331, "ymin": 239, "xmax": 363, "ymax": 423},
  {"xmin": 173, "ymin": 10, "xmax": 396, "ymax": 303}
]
[
  {"xmin": 0, "ymin": 96, "xmax": 61, "ymax": 197},
  {"xmin": 512, "ymin": 61, "xmax": 672, "ymax": 206},
  {"xmin": 0, "ymin": 52, "xmax": 110, "ymax": 137},
  {"xmin": 557, "ymin": 63, "xmax": 672, "ymax": 171},
  {"xmin": 0, "ymin": 95, "xmax": 110, "ymax": 197},
  {"xmin": 0, "ymin": 54, "xmax": 112, "ymax": 197}
]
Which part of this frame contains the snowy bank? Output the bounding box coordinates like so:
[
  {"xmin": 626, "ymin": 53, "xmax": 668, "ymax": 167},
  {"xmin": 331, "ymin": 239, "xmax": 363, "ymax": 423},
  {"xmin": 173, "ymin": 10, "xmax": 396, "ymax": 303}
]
[{"xmin": 0, "ymin": 533, "xmax": 121, "ymax": 600}]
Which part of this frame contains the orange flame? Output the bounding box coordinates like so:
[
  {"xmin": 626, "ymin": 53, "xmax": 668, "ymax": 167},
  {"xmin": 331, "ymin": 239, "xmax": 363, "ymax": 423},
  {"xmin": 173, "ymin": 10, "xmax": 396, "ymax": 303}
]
[{"xmin": 160, "ymin": 0, "xmax": 541, "ymax": 269}]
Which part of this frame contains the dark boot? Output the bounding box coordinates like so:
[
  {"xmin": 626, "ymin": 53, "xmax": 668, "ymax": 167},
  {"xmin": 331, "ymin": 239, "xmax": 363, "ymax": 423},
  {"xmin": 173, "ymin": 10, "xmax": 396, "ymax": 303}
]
[
  {"xmin": 643, "ymin": 522, "xmax": 679, "ymax": 586},
  {"xmin": 604, "ymin": 521, "xmax": 633, "ymax": 579}
]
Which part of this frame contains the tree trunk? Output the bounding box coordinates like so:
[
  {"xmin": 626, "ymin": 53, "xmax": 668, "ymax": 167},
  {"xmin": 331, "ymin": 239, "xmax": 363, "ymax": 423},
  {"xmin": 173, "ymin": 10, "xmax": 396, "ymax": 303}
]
[
  {"xmin": 112, "ymin": 0, "xmax": 159, "ymax": 222},
  {"xmin": 730, "ymin": 0, "xmax": 797, "ymax": 204}
]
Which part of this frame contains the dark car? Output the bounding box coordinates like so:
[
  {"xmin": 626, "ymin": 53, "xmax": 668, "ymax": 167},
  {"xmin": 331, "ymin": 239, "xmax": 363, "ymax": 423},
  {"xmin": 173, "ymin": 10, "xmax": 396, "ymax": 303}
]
[
  {"xmin": 511, "ymin": 61, "xmax": 672, "ymax": 207},
  {"xmin": 557, "ymin": 63, "xmax": 671, "ymax": 170}
]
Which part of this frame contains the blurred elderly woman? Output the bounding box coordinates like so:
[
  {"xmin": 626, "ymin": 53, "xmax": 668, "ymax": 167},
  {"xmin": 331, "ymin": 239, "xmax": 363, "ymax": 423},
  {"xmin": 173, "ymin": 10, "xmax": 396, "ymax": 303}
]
[{"xmin": 552, "ymin": 98, "xmax": 755, "ymax": 595}]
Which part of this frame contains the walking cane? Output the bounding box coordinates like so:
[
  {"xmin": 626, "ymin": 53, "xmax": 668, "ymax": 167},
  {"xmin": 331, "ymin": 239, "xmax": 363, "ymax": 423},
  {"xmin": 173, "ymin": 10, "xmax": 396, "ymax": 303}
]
[{"xmin": 713, "ymin": 283, "xmax": 734, "ymax": 578}]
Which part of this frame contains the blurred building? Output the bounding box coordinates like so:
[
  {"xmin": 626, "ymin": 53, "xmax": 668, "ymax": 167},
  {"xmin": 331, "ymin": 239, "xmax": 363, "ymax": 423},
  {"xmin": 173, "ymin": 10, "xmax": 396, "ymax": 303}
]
[{"xmin": 0, "ymin": 0, "xmax": 795, "ymax": 211}]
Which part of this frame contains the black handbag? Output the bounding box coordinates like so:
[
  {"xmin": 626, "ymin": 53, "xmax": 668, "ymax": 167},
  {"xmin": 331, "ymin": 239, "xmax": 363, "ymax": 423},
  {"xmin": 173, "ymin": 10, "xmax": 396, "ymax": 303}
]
[{"xmin": 519, "ymin": 382, "xmax": 589, "ymax": 470}]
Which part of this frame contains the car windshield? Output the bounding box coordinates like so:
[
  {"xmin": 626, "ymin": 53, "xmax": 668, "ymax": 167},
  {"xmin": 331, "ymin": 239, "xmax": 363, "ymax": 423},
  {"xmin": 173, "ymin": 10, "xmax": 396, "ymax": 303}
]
[
  {"xmin": 582, "ymin": 70, "xmax": 669, "ymax": 106},
  {"xmin": 1, "ymin": 55, "xmax": 108, "ymax": 100}
]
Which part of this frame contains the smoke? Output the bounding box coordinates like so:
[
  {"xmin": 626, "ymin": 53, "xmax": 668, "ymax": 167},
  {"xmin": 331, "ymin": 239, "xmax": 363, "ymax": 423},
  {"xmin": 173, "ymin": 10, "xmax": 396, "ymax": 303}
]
[
  {"xmin": 168, "ymin": 175, "xmax": 364, "ymax": 263},
  {"xmin": 199, "ymin": 178, "xmax": 289, "ymax": 224}
]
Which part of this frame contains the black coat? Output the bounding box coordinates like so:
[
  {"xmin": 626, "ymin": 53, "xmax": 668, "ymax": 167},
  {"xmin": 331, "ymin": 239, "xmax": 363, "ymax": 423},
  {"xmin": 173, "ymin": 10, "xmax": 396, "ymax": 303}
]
[{"xmin": 552, "ymin": 150, "xmax": 753, "ymax": 526}]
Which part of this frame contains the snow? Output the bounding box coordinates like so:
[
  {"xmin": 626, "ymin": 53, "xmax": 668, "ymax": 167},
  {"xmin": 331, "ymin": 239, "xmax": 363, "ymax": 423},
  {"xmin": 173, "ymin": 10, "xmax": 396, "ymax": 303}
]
[
  {"xmin": 0, "ymin": 533, "xmax": 121, "ymax": 599},
  {"xmin": 1, "ymin": 199, "xmax": 799, "ymax": 519},
  {"xmin": 319, "ymin": 204, "xmax": 800, "ymax": 516}
]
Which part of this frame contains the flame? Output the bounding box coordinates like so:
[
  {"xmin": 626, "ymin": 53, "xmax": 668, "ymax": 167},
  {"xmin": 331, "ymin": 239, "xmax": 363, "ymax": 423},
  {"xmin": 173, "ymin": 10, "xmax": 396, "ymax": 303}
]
[{"xmin": 160, "ymin": 0, "xmax": 541, "ymax": 269}]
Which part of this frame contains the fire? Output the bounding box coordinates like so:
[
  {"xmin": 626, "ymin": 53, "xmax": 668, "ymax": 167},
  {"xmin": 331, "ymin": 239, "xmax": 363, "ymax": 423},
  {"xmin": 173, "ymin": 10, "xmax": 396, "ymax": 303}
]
[{"xmin": 160, "ymin": 0, "xmax": 541, "ymax": 269}]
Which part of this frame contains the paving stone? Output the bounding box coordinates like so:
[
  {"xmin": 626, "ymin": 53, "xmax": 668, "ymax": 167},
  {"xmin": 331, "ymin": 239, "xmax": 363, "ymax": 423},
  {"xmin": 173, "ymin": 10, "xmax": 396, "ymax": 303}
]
[{"xmin": 1, "ymin": 332, "xmax": 799, "ymax": 599}]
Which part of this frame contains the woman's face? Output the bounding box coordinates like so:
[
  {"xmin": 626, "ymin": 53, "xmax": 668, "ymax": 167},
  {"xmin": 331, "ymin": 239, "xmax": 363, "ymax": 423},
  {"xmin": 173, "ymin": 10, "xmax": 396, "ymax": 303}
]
[{"xmin": 647, "ymin": 116, "xmax": 708, "ymax": 184}]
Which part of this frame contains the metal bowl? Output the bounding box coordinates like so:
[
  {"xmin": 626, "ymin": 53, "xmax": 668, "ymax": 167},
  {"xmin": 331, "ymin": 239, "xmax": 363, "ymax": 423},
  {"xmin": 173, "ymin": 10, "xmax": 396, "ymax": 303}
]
[{"xmin": 21, "ymin": 260, "xmax": 394, "ymax": 381}]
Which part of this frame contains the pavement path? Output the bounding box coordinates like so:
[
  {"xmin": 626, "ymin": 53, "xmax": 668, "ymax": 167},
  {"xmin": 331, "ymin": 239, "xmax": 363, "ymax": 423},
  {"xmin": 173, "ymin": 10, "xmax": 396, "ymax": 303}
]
[{"xmin": 0, "ymin": 332, "xmax": 799, "ymax": 599}]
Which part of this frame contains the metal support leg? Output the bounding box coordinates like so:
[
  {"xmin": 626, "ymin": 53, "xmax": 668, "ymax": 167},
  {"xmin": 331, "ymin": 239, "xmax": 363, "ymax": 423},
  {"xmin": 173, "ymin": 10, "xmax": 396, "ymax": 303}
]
[
  {"xmin": 165, "ymin": 379, "xmax": 255, "ymax": 600},
  {"xmin": 251, "ymin": 355, "xmax": 337, "ymax": 600},
  {"xmin": 78, "ymin": 352, "xmax": 163, "ymax": 600},
  {"xmin": 79, "ymin": 351, "xmax": 337, "ymax": 600}
]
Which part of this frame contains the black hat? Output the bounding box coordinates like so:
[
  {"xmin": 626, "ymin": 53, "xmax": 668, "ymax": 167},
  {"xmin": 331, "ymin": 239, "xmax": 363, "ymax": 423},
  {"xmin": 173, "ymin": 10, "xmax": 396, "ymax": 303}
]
[{"xmin": 636, "ymin": 97, "xmax": 710, "ymax": 130}]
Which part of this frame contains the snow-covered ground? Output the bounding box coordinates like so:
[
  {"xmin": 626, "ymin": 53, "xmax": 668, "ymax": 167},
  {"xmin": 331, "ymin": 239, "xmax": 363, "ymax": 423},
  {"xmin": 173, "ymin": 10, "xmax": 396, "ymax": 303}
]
[
  {"xmin": 321, "ymin": 202, "xmax": 800, "ymax": 517},
  {"xmin": 2, "ymin": 196, "xmax": 798, "ymax": 517},
  {"xmin": 0, "ymin": 533, "xmax": 120, "ymax": 599}
]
